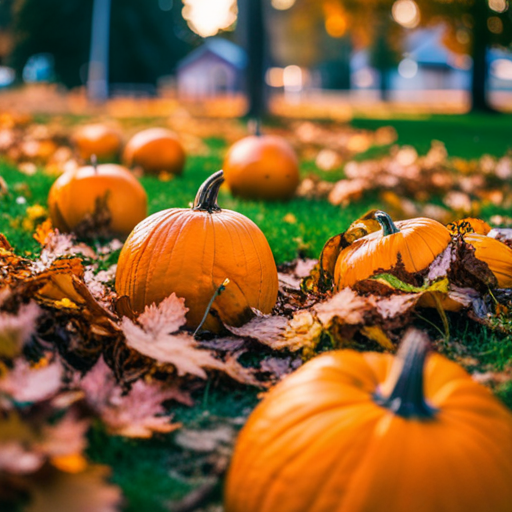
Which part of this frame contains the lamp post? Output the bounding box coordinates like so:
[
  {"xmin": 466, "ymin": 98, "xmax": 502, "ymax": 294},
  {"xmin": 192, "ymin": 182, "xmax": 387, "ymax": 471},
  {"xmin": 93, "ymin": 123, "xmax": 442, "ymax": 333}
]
[{"xmin": 87, "ymin": 0, "xmax": 112, "ymax": 102}]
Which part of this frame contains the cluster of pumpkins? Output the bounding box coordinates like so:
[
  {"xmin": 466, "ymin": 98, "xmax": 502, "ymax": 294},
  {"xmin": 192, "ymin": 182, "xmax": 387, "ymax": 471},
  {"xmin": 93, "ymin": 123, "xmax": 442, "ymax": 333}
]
[
  {"xmin": 46, "ymin": 125, "xmax": 512, "ymax": 512},
  {"xmin": 50, "ymin": 124, "xmax": 300, "ymax": 236}
]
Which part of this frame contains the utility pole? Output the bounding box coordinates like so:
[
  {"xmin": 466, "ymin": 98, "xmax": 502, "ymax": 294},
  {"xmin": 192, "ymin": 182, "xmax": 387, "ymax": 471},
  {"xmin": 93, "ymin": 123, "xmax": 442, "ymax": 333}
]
[
  {"xmin": 242, "ymin": 0, "xmax": 268, "ymax": 120},
  {"xmin": 87, "ymin": 0, "xmax": 112, "ymax": 102}
]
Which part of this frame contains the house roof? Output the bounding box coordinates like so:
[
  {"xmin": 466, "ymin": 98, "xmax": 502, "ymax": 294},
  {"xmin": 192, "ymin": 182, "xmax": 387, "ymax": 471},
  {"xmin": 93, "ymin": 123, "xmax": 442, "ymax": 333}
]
[
  {"xmin": 407, "ymin": 28, "xmax": 453, "ymax": 67},
  {"xmin": 177, "ymin": 37, "xmax": 248, "ymax": 70}
]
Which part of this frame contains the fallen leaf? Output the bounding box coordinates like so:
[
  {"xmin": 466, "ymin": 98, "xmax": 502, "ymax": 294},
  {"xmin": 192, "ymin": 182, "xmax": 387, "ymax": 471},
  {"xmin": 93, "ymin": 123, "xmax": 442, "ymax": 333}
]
[
  {"xmin": 0, "ymin": 359, "xmax": 63, "ymax": 403},
  {"xmin": 0, "ymin": 302, "xmax": 41, "ymax": 358},
  {"xmin": 25, "ymin": 465, "xmax": 122, "ymax": 512},
  {"xmin": 80, "ymin": 358, "xmax": 186, "ymax": 438}
]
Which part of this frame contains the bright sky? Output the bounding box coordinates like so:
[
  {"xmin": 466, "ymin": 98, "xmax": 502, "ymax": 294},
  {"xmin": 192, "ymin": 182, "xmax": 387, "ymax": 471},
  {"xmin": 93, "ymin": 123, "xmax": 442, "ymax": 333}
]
[{"xmin": 182, "ymin": 0, "xmax": 238, "ymax": 38}]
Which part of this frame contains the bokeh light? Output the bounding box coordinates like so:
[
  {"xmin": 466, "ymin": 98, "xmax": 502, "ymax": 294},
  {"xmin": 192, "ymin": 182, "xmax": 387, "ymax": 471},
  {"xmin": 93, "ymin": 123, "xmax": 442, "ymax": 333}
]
[
  {"xmin": 271, "ymin": 0, "xmax": 296, "ymax": 10},
  {"xmin": 491, "ymin": 59, "xmax": 512, "ymax": 80},
  {"xmin": 182, "ymin": 0, "xmax": 237, "ymax": 38},
  {"xmin": 488, "ymin": 0, "xmax": 508, "ymax": 13},
  {"xmin": 392, "ymin": 0, "xmax": 420, "ymax": 29},
  {"xmin": 398, "ymin": 58, "xmax": 418, "ymax": 78}
]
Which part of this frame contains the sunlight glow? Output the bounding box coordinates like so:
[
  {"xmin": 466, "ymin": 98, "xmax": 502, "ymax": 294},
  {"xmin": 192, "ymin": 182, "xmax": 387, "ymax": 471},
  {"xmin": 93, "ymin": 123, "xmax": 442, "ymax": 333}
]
[
  {"xmin": 271, "ymin": 0, "xmax": 296, "ymax": 10},
  {"xmin": 392, "ymin": 0, "xmax": 420, "ymax": 29},
  {"xmin": 182, "ymin": 0, "xmax": 237, "ymax": 38}
]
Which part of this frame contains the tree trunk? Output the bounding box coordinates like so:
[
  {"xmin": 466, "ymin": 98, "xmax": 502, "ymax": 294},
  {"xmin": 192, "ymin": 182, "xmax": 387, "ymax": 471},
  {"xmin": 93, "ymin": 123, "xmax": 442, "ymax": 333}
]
[
  {"xmin": 470, "ymin": 1, "xmax": 494, "ymax": 112},
  {"xmin": 87, "ymin": 0, "xmax": 111, "ymax": 102},
  {"xmin": 244, "ymin": 0, "xmax": 268, "ymax": 120}
]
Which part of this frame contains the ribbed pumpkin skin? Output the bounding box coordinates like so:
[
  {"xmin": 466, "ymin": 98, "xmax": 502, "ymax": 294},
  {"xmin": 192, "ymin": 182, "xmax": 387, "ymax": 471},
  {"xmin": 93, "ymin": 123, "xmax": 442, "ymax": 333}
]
[
  {"xmin": 223, "ymin": 135, "xmax": 299, "ymax": 201},
  {"xmin": 73, "ymin": 124, "xmax": 122, "ymax": 161},
  {"xmin": 464, "ymin": 233, "xmax": 512, "ymax": 288},
  {"xmin": 335, "ymin": 218, "xmax": 451, "ymax": 289},
  {"xmin": 48, "ymin": 164, "xmax": 147, "ymax": 236},
  {"xmin": 123, "ymin": 128, "xmax": 186, "ymax": 175},
  {"xmin": 115, "ymin": 208, "xmax": 278, "ymax": 331},
  {"xmin": 225, "ymin": 350, "xmax": 512, "ymax": 512}
]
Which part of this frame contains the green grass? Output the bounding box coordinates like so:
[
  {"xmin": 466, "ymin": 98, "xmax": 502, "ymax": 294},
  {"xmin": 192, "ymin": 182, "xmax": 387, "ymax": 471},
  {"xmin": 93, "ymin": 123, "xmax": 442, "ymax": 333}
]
[
  {"xmin": 2, "ymin": 112, "xmax": 512, "ymax": 511},
  {"xmin": 351, "ymin": 114, "xmax": 512, "ymax": 158}
]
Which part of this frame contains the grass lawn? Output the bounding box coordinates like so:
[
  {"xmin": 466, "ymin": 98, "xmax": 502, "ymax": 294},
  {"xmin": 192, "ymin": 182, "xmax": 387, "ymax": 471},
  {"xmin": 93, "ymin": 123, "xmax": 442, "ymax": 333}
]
[{"xmin": 1, "ymin": 113, "xmax": 512, "ymax": 511}]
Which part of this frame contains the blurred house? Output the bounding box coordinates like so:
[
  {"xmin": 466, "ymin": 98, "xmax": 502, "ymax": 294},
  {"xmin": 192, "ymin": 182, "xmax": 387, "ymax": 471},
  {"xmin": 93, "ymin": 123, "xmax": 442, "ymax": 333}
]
[
  {"xmin": 176, "ymin": 38, "xmax": 247, "ymax": 98},
  {"xmin": 350, "ymin": 27, "xmax": 512, "ymax": 92}
]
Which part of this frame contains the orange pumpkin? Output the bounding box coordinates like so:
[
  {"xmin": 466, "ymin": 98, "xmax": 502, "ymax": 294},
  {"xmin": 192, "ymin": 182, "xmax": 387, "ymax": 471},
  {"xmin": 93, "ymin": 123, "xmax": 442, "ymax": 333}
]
[
  {"xmin": 48, "ymin": 164, "xmax": 147, "ymax": 236},
  {"xmin": 123, "ymin": 128, "xmax": 186, "ymax": 175},
  {"xmin": 335, "ymin": 211, "xmax": 451, "ymax": 289},
  {"xmin": 223, "ymin": 135, "xmax": 300, "ymax": 201},
  {"xmin": 225, "ymin": 329, "xmax": 512, "ymax": 512},
  {"xmin": 73, "ymin": 124, "xmax": 122, "ymax": 161},
  {"xmin": 115, "ymin": 171, "xmax": 278, "ymax": 332},
  {"xmin": 464, "ymin": 233, "xmax": 512, "ymax": 288}
]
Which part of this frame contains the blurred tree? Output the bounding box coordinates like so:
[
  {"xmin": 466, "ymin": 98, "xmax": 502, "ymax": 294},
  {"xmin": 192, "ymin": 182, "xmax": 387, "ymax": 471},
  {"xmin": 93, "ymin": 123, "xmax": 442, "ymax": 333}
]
[
  {"xmin": 417, "ymin": 0, "xmax": 512, "ymax": 112},
  {"xmin": 297, "ymin": 0, "xmax": 402, "ymax": 99},
  {"xmin": 9, "ymin": 0, "xmax": 194, "ymax": 89},
  {"xmin": 303, "ymin": 0, "xmax": 512, "ymax": 111},
  {"xmin": 0, "ymin": 0, "xmax": 14, "ymax": 65}
]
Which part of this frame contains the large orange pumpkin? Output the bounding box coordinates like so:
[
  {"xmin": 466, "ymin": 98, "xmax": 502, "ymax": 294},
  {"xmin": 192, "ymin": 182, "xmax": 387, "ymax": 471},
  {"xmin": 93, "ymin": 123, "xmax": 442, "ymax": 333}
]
[
  {"xmin": 73, "ymin": 124, "xmax": 122, "ymax": 162},
  {"xmin": 115, "ymin": 171, "xmax": 278, "ymax": 332},
  {"xmin": 335, "ymin": 211, "xmax": 451, "ymax": 289},
  {"xmin": 223, "ymin": 135, "xmax": 300, "ymax": 201},
  {"xmin": 225, "ymin": 329, "xmax": 512, "ymax": 512},
  {"xmin": 123, "ymin": 128, "xmax": 186, "ymax": 175},
  {"xmin": 48, "ymin": 164, "xmax": 147, "ymax": 236},
  {"xmin": 463, "ymin": 233, "xmax": 512, "ymax": 288}
]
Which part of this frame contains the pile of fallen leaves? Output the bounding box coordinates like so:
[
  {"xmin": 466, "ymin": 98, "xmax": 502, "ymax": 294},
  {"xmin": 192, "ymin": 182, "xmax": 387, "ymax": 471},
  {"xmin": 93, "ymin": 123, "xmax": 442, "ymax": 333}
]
[
  {"xmin": 2, "ymin": 214, "xmax": 512, "ymax": 510},
  {"xmin": 299, "ymin": 141, "xmax": 512, "ymax": 224}
]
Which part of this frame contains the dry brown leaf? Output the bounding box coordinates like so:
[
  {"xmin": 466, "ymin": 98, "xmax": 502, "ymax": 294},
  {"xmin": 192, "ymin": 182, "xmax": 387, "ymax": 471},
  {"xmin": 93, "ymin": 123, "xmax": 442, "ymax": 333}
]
[
  {"xmin": 25, "ymin": 465, "xmax": 122, "ymax": 512},
  {"xmin": 225, "ymin": 311, "xmax": 288, "ymax": 345},
  {"xmin": 314, "ymin": 288, "xmax": 369, "ymax": 328},
  {"xmin": 0, "ymin": 359, "xmax": 63, "ymax": 403},
  {"xmin": 80, "ymin": 358, "xmax": 185, "ymax": 438},
  {"xmin": 0, "ymin": 302, "xmax": 41, "ymax": 358},
  {"xmin": 174, "ymin": 425, "xmax": 235, "ymax": 453}
]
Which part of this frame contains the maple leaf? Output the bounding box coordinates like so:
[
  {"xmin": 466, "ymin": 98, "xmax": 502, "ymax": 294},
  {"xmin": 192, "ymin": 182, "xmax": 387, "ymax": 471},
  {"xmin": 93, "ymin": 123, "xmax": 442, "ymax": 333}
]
[
  {"xmin": 226, "ymin": 311, "xmax": 288, "ymax": 345},
  {"xmin": 314, "ymin": 288, "xmax": 369, "ymax": 328},
  {"xmin": 0, "ymin": 301, "xmax": 41, "ymax": 358},
  {"xmin": 121, "ymin": 295, "xmax": 224, "ymax": 379},
  {"xmin": 25, "ymin": 465, "xmax": 122, "ymax": 512},
  {"xmin": 0, "ymin": 359, "xmax": 63, "ymax": 403},
  {"xmin": 137, "ymin": 293, "xmax": 188, "ymax": 337},
  {"xmin": 80, "ymin": 358, "xmax": 187, "ymax": 438}
]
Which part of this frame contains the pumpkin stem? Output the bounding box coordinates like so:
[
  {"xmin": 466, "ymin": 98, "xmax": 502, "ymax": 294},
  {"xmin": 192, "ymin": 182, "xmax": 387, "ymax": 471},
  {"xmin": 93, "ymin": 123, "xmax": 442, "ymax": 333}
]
[
  {"xmin": 373, "ymin": 329, "xmax": 437, "ymax": 419},
  {"xmin": 193, "ymin": 171, "xmax": 224, "ymax": 213},
  {"xmin": 374, "ymin": 210, "xmax": 400, "ymax": 236}
]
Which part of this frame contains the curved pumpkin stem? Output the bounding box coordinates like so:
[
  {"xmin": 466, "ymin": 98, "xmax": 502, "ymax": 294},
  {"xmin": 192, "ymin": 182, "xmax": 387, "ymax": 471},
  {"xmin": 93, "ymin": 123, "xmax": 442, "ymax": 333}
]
[
  {"xmin": 374, "ymin": 210, "xmax": 400, "ymax": 236},
  {"xmin": 193, "ymin": 170, "xmax": 224, "ymax": 213},
  {"xmin": 373, "ymin": 329, "xmax": 437, "ymax": 419}
]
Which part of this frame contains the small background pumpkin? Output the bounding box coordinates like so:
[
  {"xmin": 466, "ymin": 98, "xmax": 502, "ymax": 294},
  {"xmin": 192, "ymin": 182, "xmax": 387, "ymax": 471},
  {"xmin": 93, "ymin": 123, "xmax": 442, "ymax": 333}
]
[
  {"xmin": 48, "ymin": 163, "xmax": 147, "ymax": 236},
  {"xmin": 225, "ymin": 329, "xmax": 512, "ymax": 512},
  {"xmin": 223, "ymin": 134, "xmax": 300, "ymax": 201},
  {"xmin": 73, "ymin": 124, "xmax": 123, "ymax": 162},
  {"xmin": 123, "ymin": 127, "xmax": 186, "ymax": 175},
  {"xmin": 115, "ymin": 170, "xmax": 278, "ymax": 332}
]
